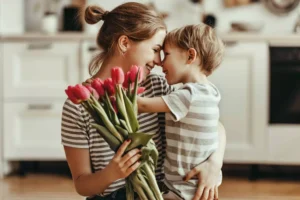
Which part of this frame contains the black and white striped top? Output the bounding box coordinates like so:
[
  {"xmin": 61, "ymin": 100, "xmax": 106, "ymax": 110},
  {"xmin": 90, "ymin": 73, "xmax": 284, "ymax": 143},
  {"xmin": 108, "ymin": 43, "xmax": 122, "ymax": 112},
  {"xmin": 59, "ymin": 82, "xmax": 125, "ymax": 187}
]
[{"xmin": 61, "ymin": 73, "xmax": 172, "ymax": 197}]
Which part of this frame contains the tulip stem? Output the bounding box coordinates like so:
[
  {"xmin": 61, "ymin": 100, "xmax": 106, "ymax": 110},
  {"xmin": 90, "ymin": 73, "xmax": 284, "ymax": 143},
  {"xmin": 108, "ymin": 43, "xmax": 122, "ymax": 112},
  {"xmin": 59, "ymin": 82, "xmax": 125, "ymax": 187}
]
[
  {"xmin": 105, "ymin": 92, "xmax": 120, "ymax": 126},
  {"xmin": 116, "ymin": 85, "xmax": 133, "ymax": 133},
  {"xmin": 89, "ymin": 96, "xmax": 124, "ymax": 142},
  {"xmin": 131, "ymin": 67, "xmax": 141, "ymax": 114},
  {"xmin": 137, "ymin": 170, "xmax": 156, "ymax": 200},
  {"xmin": 142, "ymin": 163, "xmax": 164, "ymax": 200}
]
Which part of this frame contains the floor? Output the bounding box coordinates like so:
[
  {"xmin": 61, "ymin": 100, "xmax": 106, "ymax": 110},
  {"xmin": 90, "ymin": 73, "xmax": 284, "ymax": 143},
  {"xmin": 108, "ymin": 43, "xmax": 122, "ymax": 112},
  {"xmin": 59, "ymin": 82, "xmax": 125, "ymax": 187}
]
[{"xmin": 1, "ymin": 164, "xmax": 300, "ymax": 200}]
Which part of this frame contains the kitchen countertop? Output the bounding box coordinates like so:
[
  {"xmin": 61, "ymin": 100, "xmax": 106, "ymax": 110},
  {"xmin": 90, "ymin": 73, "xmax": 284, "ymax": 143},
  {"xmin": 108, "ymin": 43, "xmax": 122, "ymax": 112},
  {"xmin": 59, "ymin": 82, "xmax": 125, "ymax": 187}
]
[
  {"xmin": 1, "ymin": 32, "xmax": 300, "ymax": 46},
  {"xmin": 220, "ymin": 32, "xmax": 300, "ymax": 46},
  {"xmin": 0, "ymin": 32, "xmax": 96, "ymax": 41}
]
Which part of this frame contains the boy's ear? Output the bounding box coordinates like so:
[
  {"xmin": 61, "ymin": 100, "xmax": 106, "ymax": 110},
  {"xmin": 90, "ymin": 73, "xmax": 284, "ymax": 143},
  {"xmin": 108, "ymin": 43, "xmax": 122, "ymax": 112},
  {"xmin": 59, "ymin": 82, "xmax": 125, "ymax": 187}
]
[
  {"xmin": 118, "ymin": 35, "xmax": 131, "ymax": 54},
  {"xmin": 187, "ymin": 48, "xmax": 197, "ymax": 64}
]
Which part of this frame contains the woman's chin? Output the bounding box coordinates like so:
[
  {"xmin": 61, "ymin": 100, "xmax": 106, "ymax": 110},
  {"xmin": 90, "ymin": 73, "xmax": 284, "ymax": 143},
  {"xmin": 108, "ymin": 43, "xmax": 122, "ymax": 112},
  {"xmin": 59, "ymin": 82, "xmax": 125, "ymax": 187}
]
[{"xmin": 144, "ymin": 68, "xmax": 150, "ymax": 76}]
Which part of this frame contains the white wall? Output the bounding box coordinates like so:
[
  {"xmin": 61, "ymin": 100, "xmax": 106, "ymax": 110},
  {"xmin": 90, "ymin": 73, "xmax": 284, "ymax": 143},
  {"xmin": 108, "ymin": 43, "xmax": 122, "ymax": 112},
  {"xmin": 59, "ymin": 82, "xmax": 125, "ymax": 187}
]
[
  {"xmin": 0, "ymin": 0, "xmax": 24, "ymax": 34},
  {"xmin": 203, "ymin": 0, "xmax": 300, "ymax": 34}
]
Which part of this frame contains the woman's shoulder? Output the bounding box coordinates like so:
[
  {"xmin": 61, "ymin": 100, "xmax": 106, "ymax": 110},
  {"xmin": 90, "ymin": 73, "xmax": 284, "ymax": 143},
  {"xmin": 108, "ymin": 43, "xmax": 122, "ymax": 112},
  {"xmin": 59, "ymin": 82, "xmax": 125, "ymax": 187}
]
[
  {"xmin": 141, "ymin": 73, "xmax": 167, "ymax": 86},
  {"xmin": 62, "ymin": 98, "xmax": 89, "ymax": 120}
]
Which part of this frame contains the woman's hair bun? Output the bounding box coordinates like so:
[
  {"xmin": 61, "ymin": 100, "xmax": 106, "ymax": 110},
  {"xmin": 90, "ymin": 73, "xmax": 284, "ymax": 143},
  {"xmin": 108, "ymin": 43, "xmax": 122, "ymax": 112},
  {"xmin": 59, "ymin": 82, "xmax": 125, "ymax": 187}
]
[{"xmin": 85, "ymin": 5, "xmax": 107, "ymax": 24}]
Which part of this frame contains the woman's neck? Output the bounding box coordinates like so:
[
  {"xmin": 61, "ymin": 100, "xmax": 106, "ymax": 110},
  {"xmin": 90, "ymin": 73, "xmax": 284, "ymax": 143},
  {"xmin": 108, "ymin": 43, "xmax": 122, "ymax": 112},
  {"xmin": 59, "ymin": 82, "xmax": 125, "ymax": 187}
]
[{"xmin": 93, "ymin": 55, "xmax": 128, "ymax": 80}]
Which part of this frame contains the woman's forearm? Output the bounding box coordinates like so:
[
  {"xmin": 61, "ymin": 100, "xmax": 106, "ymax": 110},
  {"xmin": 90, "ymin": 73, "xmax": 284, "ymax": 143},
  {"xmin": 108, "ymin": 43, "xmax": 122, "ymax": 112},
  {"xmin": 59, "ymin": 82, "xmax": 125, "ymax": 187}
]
[
  {"xmin": 208, "ymin": 122, "xmax": 226, "ymax": 169},
  {"xmin": 74, "ymin": 166, "xmax": 116, "ymax": 197}
]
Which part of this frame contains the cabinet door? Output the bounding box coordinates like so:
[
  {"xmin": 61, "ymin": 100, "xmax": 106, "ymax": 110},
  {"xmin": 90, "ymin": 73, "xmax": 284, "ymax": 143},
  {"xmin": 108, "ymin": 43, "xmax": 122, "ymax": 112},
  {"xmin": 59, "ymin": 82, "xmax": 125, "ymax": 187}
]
[
  {"xmin": 0, "ymin": 43, "xmax": 3, "ymax": 177},
  {"xmin": 3, "ymin": 102, "xmax": 66, "ymax": 160},
  {"xmin": 209, "ymin": 42, "xmax": 268, "ymax": 163},
  {"xmin": 3, "ymin": 42, "xmax": 79, "ymax": 99}
]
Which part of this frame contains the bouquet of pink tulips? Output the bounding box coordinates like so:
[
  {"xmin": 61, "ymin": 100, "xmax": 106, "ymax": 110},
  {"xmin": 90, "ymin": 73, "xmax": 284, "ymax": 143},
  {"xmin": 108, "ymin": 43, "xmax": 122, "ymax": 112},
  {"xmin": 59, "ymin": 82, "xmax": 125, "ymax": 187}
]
[{"xmin": 65, "ymin": 66, "xmax": 163, "ymax": 200}]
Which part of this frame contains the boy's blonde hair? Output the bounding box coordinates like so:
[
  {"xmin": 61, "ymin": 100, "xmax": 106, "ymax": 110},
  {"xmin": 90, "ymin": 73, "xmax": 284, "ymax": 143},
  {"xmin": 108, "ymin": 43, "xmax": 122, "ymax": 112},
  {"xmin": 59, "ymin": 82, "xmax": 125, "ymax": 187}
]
[{"xmin": 164, "ymin": 23, "xmax": 224, "ymax": 76}]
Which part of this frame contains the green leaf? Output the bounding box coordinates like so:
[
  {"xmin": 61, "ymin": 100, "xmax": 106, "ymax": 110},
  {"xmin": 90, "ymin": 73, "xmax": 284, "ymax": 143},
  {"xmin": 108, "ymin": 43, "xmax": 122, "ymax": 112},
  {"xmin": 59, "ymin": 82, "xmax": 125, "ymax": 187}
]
[
  {"xmin": 91, "ymin": 102, "xmax": 123, "ymax": 142},
  {"xmin": 116, "ymin": 88, "xmax": 133, "ymax": 133},
  {"xmin": 82, "ymin": 102, "xmax": 104, "ymax": 126},
  {"xmin": 131, "ymin": 67, "xmax": 141, "ymax": 114},
  {"xmin": 115, "ymin": 125, "xmax": 128, "ymax": 138},
  {"xmin": 126, "ymin": 132, "xmax": 153, "ymax": 152},
  {"xmin": 146, "ymin": 139, "xmax": 159, "ymax": 169},
  {"xmin": 105, "ymin": 92, "xmax": 120, "ymax": 126},
  {"xmin": 120, "ymin": 119, "xmax": 130, "ymax": 132},
  {"xmin": 127, "ymin": 82, "xmax": 132, "ymax": 98},
  {"xmin": 91, "ymin": 123, "xmax": 121, "ymax": 152},
  {"xmin": 122, "ymin": 89, "xmax": 139, "ymax": 133},
  {"xmin": 102, "ymin": 98, "xmax": 112, "ymax": 122}
]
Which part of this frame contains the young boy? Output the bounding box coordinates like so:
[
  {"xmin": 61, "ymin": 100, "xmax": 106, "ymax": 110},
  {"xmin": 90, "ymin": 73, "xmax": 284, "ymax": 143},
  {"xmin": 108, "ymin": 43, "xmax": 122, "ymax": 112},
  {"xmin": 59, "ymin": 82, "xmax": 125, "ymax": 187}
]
[{"xmin": 137, "ymin": 23, "xmax": 225, "ymax": 200}]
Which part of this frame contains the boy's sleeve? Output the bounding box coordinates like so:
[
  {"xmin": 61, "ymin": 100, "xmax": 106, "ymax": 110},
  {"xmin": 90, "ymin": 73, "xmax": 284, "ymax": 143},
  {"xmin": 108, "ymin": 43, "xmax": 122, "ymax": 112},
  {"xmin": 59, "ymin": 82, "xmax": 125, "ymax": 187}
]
[{"xmin": 161, "ymin": 87, "xmax": 193, "ymax": 121}]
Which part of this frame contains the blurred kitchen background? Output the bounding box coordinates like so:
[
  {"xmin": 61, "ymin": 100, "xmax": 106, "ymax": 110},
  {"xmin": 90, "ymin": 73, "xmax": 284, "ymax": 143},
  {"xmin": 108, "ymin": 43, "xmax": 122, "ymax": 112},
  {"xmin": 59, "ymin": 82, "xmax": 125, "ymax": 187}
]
[{"xmin": 1, "ymin": 0, "xmax": 300, "ymax": 199}]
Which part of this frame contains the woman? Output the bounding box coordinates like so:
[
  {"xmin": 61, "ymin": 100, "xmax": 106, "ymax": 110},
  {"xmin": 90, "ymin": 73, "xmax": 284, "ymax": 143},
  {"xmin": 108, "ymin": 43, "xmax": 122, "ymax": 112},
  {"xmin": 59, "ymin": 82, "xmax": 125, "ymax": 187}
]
[{"xmin": 61, "ymin": 2, "xmax": 226, "ymax": 200}]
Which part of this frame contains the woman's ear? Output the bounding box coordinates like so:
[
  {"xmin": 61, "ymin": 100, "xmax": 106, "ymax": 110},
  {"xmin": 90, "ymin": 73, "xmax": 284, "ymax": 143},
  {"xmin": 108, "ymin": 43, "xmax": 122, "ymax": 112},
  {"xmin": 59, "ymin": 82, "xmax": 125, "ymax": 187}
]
[
  {"xmin": 187, "ymin": 48, "xmax": 197, "ymax": 64},
  {"xmin": 118, "ymin": 35, "xmax": 130, "ymax": 55}
]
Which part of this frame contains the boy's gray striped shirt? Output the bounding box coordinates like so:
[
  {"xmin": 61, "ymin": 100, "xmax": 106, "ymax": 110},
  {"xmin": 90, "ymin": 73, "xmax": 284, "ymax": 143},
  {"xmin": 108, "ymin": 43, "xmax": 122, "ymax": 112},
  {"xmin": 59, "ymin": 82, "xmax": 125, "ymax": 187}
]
[{"xmin": 162, "ymin": 82, "xmax": 221, "ymax": 200}]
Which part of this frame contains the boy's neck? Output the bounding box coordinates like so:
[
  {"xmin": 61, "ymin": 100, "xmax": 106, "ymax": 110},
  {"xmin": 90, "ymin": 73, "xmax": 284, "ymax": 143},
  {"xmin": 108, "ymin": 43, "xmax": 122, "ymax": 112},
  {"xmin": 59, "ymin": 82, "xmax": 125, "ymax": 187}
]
[{"xmin": 181, "ymin": 66, "xmax": 208, "ymax": 84}]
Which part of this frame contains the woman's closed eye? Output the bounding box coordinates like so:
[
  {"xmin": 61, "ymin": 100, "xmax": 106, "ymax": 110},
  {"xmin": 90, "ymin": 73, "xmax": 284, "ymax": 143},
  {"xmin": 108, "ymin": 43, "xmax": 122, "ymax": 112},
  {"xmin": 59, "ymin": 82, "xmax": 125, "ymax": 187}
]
[{"xmin": 153, "ymin": 48, "xmax": 160, "ymax": 53}]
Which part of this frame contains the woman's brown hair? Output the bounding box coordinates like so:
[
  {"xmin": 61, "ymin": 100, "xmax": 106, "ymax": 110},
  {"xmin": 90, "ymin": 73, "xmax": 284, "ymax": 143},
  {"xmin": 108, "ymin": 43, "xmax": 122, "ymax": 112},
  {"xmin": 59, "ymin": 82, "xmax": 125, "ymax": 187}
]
[
  {"xmin": 164, "ymin": 23, "xmax": 224, "ymax": 76},
  {"xmin": 84, "ymin": 2, "xmax": 166, "ymax": 76}
]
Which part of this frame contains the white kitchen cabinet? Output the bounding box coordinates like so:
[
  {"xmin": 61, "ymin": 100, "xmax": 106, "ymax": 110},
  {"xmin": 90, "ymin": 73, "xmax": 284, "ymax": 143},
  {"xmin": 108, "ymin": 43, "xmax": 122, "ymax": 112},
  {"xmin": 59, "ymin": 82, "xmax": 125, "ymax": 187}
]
[
  {"xmin": 0, "ymin": 43, "xmax": 3, "ymax": 178},
  {"xmin": 3, "ymin": 101, "xmax": 66, "ymax": 160},
  {"xmin": 209, "ymin": 42, "xmax": 268, "ymax": 163},
  {"xmin": 3, "ymin": 42, "xmax": 80, "ymax": 99}
]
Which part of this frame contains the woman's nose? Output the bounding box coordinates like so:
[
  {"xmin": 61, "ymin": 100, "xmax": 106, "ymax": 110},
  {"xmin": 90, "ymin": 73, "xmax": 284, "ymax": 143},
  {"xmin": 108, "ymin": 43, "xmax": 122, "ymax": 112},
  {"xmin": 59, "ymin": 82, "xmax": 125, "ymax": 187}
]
[
  {"xmin": 154, "ymin": 53, "xmax": 162, "ymax": 66},
  {"xmin": 155, "ymin": 60, "xmax": 162, "ymax": 66}
]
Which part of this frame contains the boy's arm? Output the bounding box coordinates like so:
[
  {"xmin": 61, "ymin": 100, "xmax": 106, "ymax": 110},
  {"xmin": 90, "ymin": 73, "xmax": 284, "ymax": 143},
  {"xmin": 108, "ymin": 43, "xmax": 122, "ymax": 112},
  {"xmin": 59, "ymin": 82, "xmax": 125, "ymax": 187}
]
[{"xmin": 137, "ymin": 97, "xmax": 170, "ymax": 113}]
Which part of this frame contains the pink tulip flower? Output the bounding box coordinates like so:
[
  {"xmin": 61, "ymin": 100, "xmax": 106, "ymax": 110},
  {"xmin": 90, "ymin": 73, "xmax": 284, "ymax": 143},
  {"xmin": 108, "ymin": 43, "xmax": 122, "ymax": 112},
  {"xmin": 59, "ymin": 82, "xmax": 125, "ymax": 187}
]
[
  {"xmin": 91, "ymin": 78, "xmax": 105, "ymax": 97},
  {"xmin": 129, "ymin": 65, "xmax": 143, "ymax": 83},
  {"xmin": 85, "ymin": 85, "xmax": 100, "ymax": 100},
  {"xmin": 65, "ymin": 86, "xmax": 81, "ymax": 104},
  {"xmin": 73, "ymin": 84, "xmax": 91, "ymax": 101},
  {"xmin": 111, "ymin": 67, "xmax": 125, "ymax": 85},
  {"xmin": 123, "ymin": 71, "xmax": 131, "ymax": 89},
  {"xmin": 104, "ymin": 78, "xmax": 115, "ymax": 96}
]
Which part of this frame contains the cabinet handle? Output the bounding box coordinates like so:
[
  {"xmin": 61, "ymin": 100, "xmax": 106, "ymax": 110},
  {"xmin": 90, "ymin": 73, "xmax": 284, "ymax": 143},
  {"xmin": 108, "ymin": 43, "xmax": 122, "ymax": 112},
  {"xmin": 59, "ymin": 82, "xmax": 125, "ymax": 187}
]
[
  {"xmin": 27, "ymin": 43, "xmax": 52, "ymax": 50},
  {"xmin": 88, "ymin": 46, "xmax": 97, "ymax": 52},
  {"xmin": 28, "ymin": 104, "xmax": 53, "ymax": 110},
  {"xmin": 223, "ymin": 41, "xmax": 237, "ymax": 47}
]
